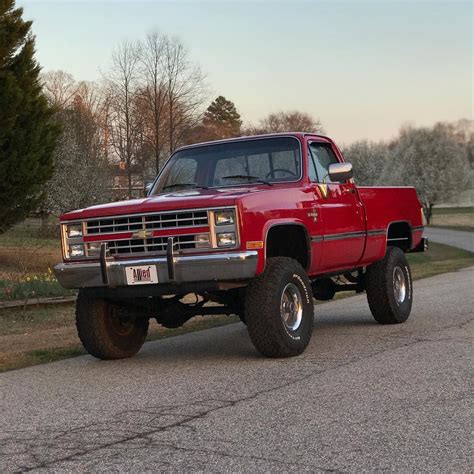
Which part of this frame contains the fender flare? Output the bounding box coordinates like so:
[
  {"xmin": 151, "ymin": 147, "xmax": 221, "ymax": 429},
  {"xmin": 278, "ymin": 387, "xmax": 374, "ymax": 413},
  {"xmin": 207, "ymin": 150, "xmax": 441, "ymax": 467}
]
[{"xmin": 258, "ymin": 219, "xmax": 312, "ymax": 273}]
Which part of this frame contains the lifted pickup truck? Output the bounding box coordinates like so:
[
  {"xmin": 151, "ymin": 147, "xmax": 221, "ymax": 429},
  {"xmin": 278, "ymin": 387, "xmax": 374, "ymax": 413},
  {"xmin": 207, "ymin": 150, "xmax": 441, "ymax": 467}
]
[{"xmin": 54, "ymin": 133, "xmax": 427, "ymax": 359}]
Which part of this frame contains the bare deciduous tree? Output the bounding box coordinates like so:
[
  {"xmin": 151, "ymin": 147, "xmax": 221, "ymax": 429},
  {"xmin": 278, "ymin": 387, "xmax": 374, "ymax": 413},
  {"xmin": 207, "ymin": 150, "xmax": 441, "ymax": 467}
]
[
  {"xmin": 139, "ymin": 32, "xmax": 168, "ymax": 174},
  {"xmin": 42, "ymin": 70, "xmax": 78, "ymax": 109},
  {"xmin": 245, "ymin": 111, "xmax": 324, "ymax": 135},
  {"xmin": 162, "ymin": 36, "xmax": 207, "ymax": 154},
  {"xmin": 105, "ymin": 40, "xmax": 142, "ymax": 197}
]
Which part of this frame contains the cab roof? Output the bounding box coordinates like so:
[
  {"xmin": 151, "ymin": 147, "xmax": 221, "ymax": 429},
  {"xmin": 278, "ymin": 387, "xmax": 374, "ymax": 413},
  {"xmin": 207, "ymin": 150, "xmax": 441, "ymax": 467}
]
[{"xmin": 175, "ymin": 132, "xmax": 333, "ymax": 152}]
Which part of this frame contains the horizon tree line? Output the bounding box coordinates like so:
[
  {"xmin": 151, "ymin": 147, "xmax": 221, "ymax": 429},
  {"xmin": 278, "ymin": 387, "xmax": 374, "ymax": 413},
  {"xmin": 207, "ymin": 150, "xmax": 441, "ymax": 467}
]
[{"xmin": 0, "ymin": 0, "xmax": 471, "ymax": 233}]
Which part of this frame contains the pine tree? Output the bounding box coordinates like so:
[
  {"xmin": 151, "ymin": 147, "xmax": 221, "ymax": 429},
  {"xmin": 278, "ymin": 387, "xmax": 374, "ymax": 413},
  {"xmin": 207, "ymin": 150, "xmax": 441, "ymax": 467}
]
[
  {"xmin": 0, "ymin": 0, "xmax": 60, "ymax": 233},
  {"xmin": 202, "ymin": 96, "xmax": 242, "ymax": 139}
]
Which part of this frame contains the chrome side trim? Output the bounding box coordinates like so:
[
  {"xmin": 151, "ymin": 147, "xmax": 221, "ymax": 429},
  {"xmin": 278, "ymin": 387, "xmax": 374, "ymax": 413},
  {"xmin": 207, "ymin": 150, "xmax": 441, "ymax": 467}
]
[
  {"xmin": 367, "ymin": 229, "xmax": 386, "ymax": 236},
  {"xmin": 323, "ymin": 231, "xmax": 366, "ymax": 241},
  {"xmin": 310, "ymin": 228, "xmax": 389, "ymax": 243}
]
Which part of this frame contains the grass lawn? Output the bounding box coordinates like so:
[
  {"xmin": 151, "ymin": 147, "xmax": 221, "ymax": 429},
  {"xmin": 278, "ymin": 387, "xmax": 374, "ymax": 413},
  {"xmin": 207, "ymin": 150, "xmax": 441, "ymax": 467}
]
[
  {"xmin": 406, "ymin": 242, "xmax": 474, "ymax": 279},
  {"xmin": 0, "ymin": 217, "xmax": 60, "ymax": 248},
  {"xmin": 0, "ymin": 243, "xmax": 61, "ymax": 277},
  {"xmin": 429, "ymin": 206, "xmax": 474, "ymax": 232},
  {"xmin": 1, "ymin": 241, "xmax": 472, "ymax": 373},
  {"xmin": 0, "ymin": 218, "xmax": 71, "ymax": 301}
]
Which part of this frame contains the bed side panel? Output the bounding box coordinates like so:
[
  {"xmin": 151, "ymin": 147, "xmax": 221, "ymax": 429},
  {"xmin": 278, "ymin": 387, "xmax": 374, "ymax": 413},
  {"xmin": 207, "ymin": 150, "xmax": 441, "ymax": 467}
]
[{"xmin": 358, "ymin": 186, "xmax": 423, "ymax": 264}]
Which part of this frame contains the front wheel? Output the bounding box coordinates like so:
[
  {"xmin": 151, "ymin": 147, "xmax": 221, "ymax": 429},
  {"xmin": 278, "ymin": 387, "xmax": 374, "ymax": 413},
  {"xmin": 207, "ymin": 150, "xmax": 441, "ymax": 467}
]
[
  {"xmin": 76, "ymin": 290, "xmax": 149, "ymax": 360},
  {"xmin": 245, "ymin": 257, "xmax": 314, "ymax": 357},
  {"xmin": 365, "ymin": 246, "xmax": 413, "ymax": 324}
]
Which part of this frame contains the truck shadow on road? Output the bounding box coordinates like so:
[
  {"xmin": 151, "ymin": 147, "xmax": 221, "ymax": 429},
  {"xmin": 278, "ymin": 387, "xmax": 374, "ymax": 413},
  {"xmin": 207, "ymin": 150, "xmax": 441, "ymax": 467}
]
[{"xmin": 83, "ymin": 311, "xmax": 382, "ymax": 367}]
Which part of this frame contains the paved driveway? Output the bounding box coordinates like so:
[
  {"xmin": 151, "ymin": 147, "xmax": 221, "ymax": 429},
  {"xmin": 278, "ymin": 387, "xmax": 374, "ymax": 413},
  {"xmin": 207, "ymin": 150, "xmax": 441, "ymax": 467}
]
[
  {"xmin": 425, "ymin": 227, "xmax": 474, "ymax": 252},
  {"xmin": 1, "ymin": 267, "xmax": 472, "ymax": 472}
]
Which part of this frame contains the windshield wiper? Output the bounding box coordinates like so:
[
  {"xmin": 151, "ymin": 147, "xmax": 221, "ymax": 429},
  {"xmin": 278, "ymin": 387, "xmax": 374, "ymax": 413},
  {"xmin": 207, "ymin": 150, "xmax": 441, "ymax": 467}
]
[
  {"xmin": 221, "ymin": 175, "xmax": 273, "ymax": 186},
  {"xmin": 162, "ymin": 183, "xmax": 208, "ymax": 191}
]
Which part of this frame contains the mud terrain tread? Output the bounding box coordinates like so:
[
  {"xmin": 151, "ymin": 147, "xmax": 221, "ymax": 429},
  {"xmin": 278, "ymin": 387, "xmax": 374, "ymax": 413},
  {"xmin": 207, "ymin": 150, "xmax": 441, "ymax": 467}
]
[
  {"xmin": 76, "ymin": 290, "xmax": 148, "ymax": 360},
  {"xmin": 245, "ymin": 257, "xmax": 313, "ymax": 358},
  {"xmin": 365, "ymin": 246, "xmax": 413, "ymax": 324}
]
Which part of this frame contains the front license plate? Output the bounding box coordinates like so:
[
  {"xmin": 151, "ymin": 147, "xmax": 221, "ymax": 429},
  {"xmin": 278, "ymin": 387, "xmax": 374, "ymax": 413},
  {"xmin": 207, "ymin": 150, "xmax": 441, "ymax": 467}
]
[{"xmin": 125, "ymin": 265, "xmax": 158, "ymax": 285}]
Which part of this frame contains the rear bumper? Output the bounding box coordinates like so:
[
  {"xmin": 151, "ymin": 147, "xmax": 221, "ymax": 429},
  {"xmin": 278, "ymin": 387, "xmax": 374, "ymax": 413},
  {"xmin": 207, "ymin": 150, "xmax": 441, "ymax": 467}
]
[{"xmin": 54, "ymin": 251, "xmax": 258, "ymax": 289}]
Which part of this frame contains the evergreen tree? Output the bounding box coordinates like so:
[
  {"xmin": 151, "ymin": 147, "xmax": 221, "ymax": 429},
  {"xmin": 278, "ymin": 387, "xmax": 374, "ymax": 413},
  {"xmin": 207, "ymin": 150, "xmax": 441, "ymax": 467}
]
[
  {"xmin": 202, "ymin": 96, "xmax": 242, "ymax": 139},
  {"xmin": 0, "ymin": 0, "xmax": 60, "ymax": 232}
]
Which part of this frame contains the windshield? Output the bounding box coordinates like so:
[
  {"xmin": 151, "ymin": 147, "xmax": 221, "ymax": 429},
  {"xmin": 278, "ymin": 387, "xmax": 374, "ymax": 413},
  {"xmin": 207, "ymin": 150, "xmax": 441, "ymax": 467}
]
[{"xmin": 152, "ymin": 137, "xmax": 301, "ymax": 194}]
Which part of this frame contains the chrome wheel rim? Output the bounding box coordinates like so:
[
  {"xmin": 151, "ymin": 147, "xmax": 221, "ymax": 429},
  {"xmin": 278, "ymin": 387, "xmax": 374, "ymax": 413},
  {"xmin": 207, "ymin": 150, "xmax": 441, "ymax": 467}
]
[
  {"xmin": 280, "ymin": 283, "xmax": 303, "ymax": 331},
  {"xmin": 393, "ymin": 266, "xmax": 407, "ymax": 305}
]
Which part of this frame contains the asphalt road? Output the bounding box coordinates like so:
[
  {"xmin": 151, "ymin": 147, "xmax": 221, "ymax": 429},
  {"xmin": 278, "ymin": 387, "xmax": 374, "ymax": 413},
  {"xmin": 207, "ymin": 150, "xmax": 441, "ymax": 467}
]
[
  {"xmin": 425, "ymin": 227, "xmax": 474, "ymax": 253},
  {"xmin": 1, "ymin": 266, "xmax": 472, "ymax": 472}
]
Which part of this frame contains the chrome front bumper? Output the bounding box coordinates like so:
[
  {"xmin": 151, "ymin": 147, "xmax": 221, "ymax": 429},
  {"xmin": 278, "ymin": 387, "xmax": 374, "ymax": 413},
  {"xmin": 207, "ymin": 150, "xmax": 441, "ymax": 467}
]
[{"xmin": 54, "ymin": 251, "xmax": 259, "ymax": 289}]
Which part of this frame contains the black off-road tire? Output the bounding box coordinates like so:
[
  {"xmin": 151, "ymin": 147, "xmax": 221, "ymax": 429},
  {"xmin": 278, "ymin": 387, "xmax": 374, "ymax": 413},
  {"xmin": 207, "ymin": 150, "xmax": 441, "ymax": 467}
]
[
  {"xmin": 237, "ymin": 313, "xmax": 247, "ymax": 325},
  {"xmin": 311, "ymin": 278, "xmax": 336, "ymax": 301},
  {"xmin": 245, "ymin": 257, "xmax": 313, "ymax": 358},
  {"xmin": 365, "ymin": 246, "xmax": 413, "ymax": 324},
  {"xmin": 76, "ymin": 290, "xmax": 149, "ymax": 360}
]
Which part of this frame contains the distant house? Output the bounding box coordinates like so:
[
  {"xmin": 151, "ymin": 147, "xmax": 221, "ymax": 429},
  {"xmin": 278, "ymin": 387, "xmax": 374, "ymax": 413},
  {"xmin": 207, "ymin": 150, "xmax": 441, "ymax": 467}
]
[{"xmin": 110, "ymin": 162, "xmax": 144, "ymax": 200}]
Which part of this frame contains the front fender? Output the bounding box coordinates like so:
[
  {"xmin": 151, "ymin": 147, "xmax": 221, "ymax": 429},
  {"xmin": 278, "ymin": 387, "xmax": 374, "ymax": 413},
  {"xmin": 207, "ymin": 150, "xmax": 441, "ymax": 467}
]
[{"xmin": 255, "ymin": 219, "xmax": 310, "ymax": 275}]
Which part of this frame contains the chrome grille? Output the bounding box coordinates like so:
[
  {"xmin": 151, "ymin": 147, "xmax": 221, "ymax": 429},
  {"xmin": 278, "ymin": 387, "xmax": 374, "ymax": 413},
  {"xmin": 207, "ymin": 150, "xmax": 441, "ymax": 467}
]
[
  {"xmin": 83, "ymin": 210, "xmax": 211, "ymax": 257},
  {"xmin": 104, "ymin": 234, "xmax": 208, "ymax": 256},
  {"xmin": 86, "ymin": 210, "xmax": 208, "ymax": 235}
]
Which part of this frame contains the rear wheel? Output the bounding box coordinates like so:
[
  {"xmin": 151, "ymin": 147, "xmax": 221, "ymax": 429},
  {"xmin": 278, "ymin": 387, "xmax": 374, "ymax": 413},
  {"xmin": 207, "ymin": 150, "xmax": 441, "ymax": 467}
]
[
  {"xmin": 245, "ymin": 257, "xmax": 313, "ymax": 357},
  {"xmin": 76, "ymin": 290, "xmax": 149, "ymax": 360},
  {"xmin": 365, "ymin": 246, "xmax": 413, "ymax": 324}
]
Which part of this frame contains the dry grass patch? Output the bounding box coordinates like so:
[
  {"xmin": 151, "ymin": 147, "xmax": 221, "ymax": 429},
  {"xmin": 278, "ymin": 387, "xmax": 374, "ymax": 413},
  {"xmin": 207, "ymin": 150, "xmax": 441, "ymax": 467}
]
[
  {"xmin": 430, "ymin": 207, "xmax": 474, "ymax": 231},
  {"xmin": 0, "ymin": 242, "xmax": 472, "ymax": 372},
  {"xmin": 0, "ymin": 303, "xmax": 238, "ymax": 372}
]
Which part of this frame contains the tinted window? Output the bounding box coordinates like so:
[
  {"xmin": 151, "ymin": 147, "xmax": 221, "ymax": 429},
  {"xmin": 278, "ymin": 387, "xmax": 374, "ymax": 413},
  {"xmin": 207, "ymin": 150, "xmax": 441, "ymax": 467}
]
[
  {"xmin": 308, "ymin": 152, "xmax": 318, "ymax": 181},
  {"xmin": 309, "ymin": 143, "xmax": 339, "ymax": 183},
  {"xmin": 153, "ymin": 137, "xmax": 301, "ymax": 193},
  {"xmin": 160, "ymin": 157, "xmax": 198, "ymax": 191}
]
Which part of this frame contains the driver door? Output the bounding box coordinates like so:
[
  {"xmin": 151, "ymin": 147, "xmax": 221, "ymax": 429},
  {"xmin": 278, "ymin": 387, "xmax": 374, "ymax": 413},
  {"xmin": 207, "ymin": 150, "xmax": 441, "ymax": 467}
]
[{"xmin": 308, "ymin": 142, "xmax": 365, "ymax": 271}]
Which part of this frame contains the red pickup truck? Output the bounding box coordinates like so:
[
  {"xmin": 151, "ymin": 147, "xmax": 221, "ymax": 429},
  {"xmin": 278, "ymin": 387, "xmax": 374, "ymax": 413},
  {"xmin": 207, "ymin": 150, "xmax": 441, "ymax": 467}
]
[{"xmin": 54, "ymin": 133, "xmax": 426, "ymax": 359}]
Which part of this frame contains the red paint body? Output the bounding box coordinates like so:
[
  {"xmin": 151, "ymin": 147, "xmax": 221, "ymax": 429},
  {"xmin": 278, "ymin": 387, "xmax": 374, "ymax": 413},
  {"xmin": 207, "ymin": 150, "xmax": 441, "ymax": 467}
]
[{"xmin": 61, "ymin": 133, "xmax": 424, "ymax": 277}]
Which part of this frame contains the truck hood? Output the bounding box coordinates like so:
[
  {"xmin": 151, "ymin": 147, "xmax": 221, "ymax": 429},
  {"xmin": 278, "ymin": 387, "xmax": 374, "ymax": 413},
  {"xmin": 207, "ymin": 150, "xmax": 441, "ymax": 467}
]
[{"xmin": 60, "ymin": 187, "xmax": 260, "ymax": 221}]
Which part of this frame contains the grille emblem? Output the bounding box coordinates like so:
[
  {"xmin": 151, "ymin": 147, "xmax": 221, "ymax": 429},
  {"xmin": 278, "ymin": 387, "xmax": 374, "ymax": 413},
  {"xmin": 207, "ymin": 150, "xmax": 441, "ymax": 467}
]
[{"xmin": 132, "ymin": 229, "xmax": 153, "ymax": 239}]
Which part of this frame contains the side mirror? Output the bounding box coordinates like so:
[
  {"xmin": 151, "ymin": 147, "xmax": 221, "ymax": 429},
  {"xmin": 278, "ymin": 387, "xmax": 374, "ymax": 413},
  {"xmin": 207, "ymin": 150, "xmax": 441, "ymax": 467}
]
[
  {"xmin": 328, "ymin": 162, "xmax": 353, "ymax": 182},
  {"xmin": 145, "ymin": 182, "xmax": 154, "ymax": 195}
]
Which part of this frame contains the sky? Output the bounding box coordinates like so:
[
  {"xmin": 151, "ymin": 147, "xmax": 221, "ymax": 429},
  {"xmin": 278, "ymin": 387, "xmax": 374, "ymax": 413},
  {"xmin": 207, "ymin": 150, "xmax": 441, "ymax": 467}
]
[{"xmin": 18, "ymin": 0, "xmax": 473, "ymax": 145}]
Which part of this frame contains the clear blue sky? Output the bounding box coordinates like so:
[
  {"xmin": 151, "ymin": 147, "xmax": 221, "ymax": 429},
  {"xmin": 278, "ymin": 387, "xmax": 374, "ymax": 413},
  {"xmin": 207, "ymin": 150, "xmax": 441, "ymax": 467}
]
[{"xmin": 19, "ymin": 0, "xmax": 472, "ymax": 144}]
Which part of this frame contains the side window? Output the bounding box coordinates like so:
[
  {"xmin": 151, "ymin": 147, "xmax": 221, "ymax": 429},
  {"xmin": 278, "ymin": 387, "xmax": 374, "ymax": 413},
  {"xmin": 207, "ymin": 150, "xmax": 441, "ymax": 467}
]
[
  {"xmin": 309, "ymin": 143, "xmax": 339, "ymax": 183},
  {"xmin": 308, "ymin": 152, "xmax": 318, "ymax": 181}
]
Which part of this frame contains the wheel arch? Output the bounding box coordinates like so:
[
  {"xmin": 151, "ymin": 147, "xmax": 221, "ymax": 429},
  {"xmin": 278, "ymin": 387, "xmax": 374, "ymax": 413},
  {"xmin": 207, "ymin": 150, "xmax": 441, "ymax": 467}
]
[
  {"xmin": 386, "ymin": 220, "xmax": 412, "ymax": 252},
  {"xmin": 263, "ymin": 221, "xmax": 311, "ymax": 271}
]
